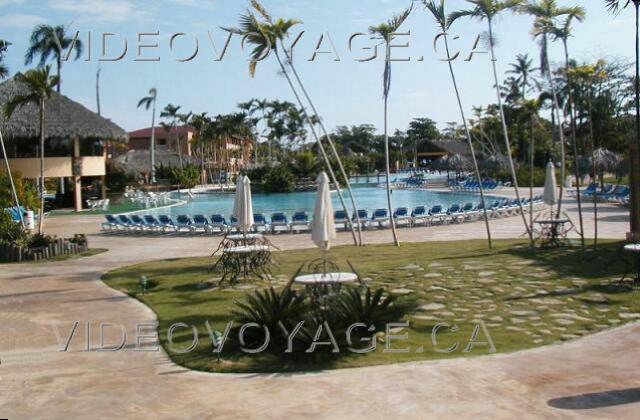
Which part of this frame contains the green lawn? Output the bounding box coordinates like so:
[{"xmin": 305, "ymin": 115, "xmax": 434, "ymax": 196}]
[{"xmin": 102, "ymin": 240, "xmax": 640, "ymax": 373}]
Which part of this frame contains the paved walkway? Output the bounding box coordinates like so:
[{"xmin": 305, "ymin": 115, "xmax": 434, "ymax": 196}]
[{"xmin": 1, "ymin": 191, "xmax": 638, "ymax": 419}]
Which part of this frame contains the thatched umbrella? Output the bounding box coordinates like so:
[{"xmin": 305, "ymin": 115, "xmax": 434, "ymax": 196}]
[
  {"xmin": 591, "ymin": 147, "xmax": 618, "ymax": 189},
  {"xmin": 0, "ymin": 77, "xmax": 127, "ymax": 141},
  {"xmin": 112, "ymin": 149, "xmax": 197, "ymax": 177}
]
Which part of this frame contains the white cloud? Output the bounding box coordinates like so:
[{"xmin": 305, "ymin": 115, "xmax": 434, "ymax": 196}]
[
  {"xmin": 1, "ymin": 13, "xmax": 46, "ymax": 28},
  {"xmin": 49, "ymin": 0, "xmax": 155, "ymax": 23}
]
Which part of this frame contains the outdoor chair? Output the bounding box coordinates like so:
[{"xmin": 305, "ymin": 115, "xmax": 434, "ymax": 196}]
[
  {"xmin": 143, "ymin": 215, "xmax": 162, "ymax": 231},
  {"xmin": 271, "ymin": 212, "xmax": 290, "ymax": 234},
  {"xmin": 352, "ymin": 209, "xmax": 370, "ymax": 229},
  {"xmin": 192, "ymin": 215, "xmax": 211, "ymax": 233},
  {"xmin": 429, "ymin": 205, "xmax": 447, "ymax": 225},
  {"xmin": 253, "ymin": 213, "xmax": 268, "ymax": 232},
  {"xmin": 102, "ymin": 215, "xmax": 119, "ymax": 231},
  {"xmin": 334, "ymin": 210, "xmax": 350, "ymax": 230},
  {"xmin": 158, "ymin": 215, "xmax": 178, "ymax": 232},
  {"xmin": 411, "ymin": 206, "xmax": 429, "ymax": 226},
  {"xmin": 393, "ymin": 207, "xmax": 411, "ymax": 227},
  {"xmin": 371, "ymin": 209, "xmax": 390, "ymax": 228},
  {"xmin": 175, "ymin": 215, "xmax": 195, "ymax": 233},
  {"xmin": 210, "ymin": 214, "xmax": 228, "ymax": 234},
  {"xmin": 290, "ymin": 212, "xmax": 310, "ymax": 233}
]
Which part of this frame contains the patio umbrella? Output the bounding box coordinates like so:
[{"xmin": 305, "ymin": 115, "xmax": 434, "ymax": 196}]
[
  {"xmin": 543, "ymin": 161, "xmax": 558, "ymax": 207},
  {"xmin": 312, "ymin": 171, "xmax": 336, "ymax": 251},
  {"xmin": 232, "ymin": 176, "xmax": 253, "ymax": 234}
]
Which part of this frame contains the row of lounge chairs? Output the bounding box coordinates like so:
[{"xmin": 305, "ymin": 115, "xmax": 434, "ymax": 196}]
[
  {"xmin": 450, "ymin": 179, "xmax": 499, "ymax": 192},
  {"xmin": 101, "ymin": 197, "xmax": 545, "ymax": 234},
  {"xmin": 573, "ymin": 184, "xmax": 630, "ymax": 204}
]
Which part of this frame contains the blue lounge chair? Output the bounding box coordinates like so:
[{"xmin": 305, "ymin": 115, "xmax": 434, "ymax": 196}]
[
  {"xmin": 209, "ymin": 214, "xmax": 227, "ymax": 233},
  {"xmin": 117, "ymin": 214, "xmax": 138, "ymax": 231},
  {"xmin": 352, "ymin": 209, "xmax": 370, "ymax": 229},
  {"xmin": 228, "ymin": 216, "xmax": 239, "ymax": 233},
  {"xmin": 158, "ymin": 215, "xmax": 177, "ymax": 232},
  {"xmin": 371, "ymin": 209, "xmax": 390, "ymax": 228},
  {"xmin": 143, "ymin": 215, "xmax": 162, "ymax": 231},
  {"xmin": 271, "ymin": 212, "xmax": 290, "ymax": 233},
  {"xmin": 429, "ymin": 205, "xmax": 447, "ymax": 224},
  {"xmin": 290, "ymin": 212, "xmax": 310, "ymax": 233},
  {"xmin": 411, "ymin": 206, "xmax": 429, "ymax": 226},
  {"xmin": 447, "ymin": 204, "xmax": 465, "ymax": 223},
  {"xmin": 334, "ymin": 210, "xmax": 350, "ymax": 230},
  {"xmin": 393, "ymin": 207, "xmax": 411, "ymax": 227},
  {"xmin": 130, "ymin": 214, "xmax": 149, "ymax": 231},
  {"xmin": 175, "ymin": 215, "xmax": 194, "ymax": 232},
  {"xmin": 192, "ymin": 215, "xmax": 210, "ymax": 233},
  {"xmin": 102, "ymin": 215, "xmax": 119, "ymax": 231},
  {"xmin": 253, "ymin": 213, "xmax": 268, "ymax": 232}
]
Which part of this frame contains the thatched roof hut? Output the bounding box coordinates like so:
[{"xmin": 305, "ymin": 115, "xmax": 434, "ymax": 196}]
[
  {"xmin": 0, "ymin": 77, "xmax": 127, "ymax": 142},
  {"xmin": 113, "ymin": 149, "xmax": 198, "ymax": 176}
]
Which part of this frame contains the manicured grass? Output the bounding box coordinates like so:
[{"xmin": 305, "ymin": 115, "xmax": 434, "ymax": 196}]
[{"xmin": 102, "ymin": 240, "xmax": 640, "ymax": 373}]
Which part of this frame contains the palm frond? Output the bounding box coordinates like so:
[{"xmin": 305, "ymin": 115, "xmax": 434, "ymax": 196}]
[
  {"xmin": 250, "ymin": 0, "xmax": 272, "ymax": 23},
  {"xmin": 424, "ymin": 0, "xmax": 449, "ymax": 30}
]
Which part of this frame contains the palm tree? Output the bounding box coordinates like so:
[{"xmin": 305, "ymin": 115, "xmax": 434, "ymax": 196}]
[
  {"xmin": 368, "ymin": 6, "xmax": 413, "ymax": 247},
  {"xmin": 137, "ymin": 88, "xmax": 158, "ymax": 183},
  {"xmin": 569, "ymin": 61, "xmax": 607, "ymax": 249},
  {"xmin": 551, "ymin": 6, "xmax": 587, "ymax": 250},
  {"xmin": 606, "ymin": 0, "xmax": 640, "ymax": 237},
  {"xmin": 160, "ymin": 104, "xmax": 183, "ymax": 169},
  {"xmin": 424, "ymin": 0, "xmax": 493, "ymax": 249},
  {"xmin": 25, "ymin": 24, "xmax": 83, "ymax": 93},
  {"xmin": 225, "ymin": 2, "xmax": 362, "ymax": 246},
  {"xmin": 450, "ymin": 0, "xmax": 533, "ymax": 243},
  {"xmin": 521, "ymin": 1, "xmax": 579, "ymax": 220},
  {"xmin": 261, "ymin": 0, "xmax": 365, "ymax": 246},
  {"xmin": 507, "ymin": 53, "xmax": 538, "ymax": 100},
  {"xmin": 0, "ymin": 40, "xmax": 10, "ymax": 79},
  {"xmin": 4, "ymin": 66, "xmax": 59, "ymax": 233}
]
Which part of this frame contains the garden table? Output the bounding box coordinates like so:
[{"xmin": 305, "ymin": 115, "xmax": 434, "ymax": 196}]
[
  {"xmin": 619, "ymin": 243, "xmax": 640, "ymax": 288},
  {"xmin": 293, "ymin": 272, "xmax": 359, "ymax": 301},
  {"xmin": 534, "ymin": 219, "xmax": 572, "ymax": 247},
  {"xmin": 211, "ymin": 245, "xmax": 272, "ymax": 285}
]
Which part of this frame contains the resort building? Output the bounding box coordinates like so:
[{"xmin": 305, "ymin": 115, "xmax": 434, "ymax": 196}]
[
  {"xmin": 417, "ymin": 139, "xmax": 471, "ymax": 164},
  {"xmin": 126, "ymin": 125, "xmax": 196, "ymax": 157},
  {"xmin": 0, "ymin": 77, "xmax": 128, "ymax": 211}
]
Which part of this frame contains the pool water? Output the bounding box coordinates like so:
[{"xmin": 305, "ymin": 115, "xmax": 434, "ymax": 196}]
[{"xmin": 153, "ymin": 187, "xmax": 499, "ymax": 217}]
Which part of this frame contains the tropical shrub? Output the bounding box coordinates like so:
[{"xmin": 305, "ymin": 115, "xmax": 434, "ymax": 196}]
[
  {"xmin": 105, "ymin": 162, "xmax": 133, "ymax": 193},
  {"xmin": 230, "ymin": 285, "xmax": 414, "ymax": 360},
  {"xmin": 0, "ymin": 210, "xmax": 28, "ymax": 245},
  {"xmin": 0, "ymin": 170, "xmax": 39, "ymax": 210},
  {"xmin": 171, "ymin": 163, "xmax": 201, "ymax": 189}
]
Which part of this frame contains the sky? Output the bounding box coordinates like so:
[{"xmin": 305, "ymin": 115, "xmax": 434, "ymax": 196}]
[{"xmin": 0, "ymin": 0, "xmax": 635, "ymax": 135}]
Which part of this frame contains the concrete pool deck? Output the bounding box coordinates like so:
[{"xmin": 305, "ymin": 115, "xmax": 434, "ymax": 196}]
[{"xmin": 1, "ymin": 189, "xmax": 638, "ymax": 419}]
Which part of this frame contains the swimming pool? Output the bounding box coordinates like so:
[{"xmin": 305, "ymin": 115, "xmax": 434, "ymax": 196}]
[{"xmin": 151, "ymin": 187, "xmax": 501, "ymax": 217}]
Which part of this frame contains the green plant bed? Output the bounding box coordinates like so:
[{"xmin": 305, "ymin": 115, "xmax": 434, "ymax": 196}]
[{"xmin": 102, "ymin": 240, "xmax": 640, "ymax": 374}]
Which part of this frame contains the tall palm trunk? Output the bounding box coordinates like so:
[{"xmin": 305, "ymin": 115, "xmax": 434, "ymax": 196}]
[
  {"xmin": 443, "ymin": 35, "xmax": 492, "ymax": 249},
  {"xmin": 589, "ymin": 86, "xmax": 598, "ymax": 250},
  {"xmin": 174, "ymin": 121, "xmax": 183, "ymax": 169},
  {"xmin": 541, "ymin": 34, "xmax": 567, "ymax": 220},
  {"xmin": 487, "ymin": 20, "xmax": 533, "ymax": 246},
  {"xmin": 632, "ymin": 1, "xmax": 640, "ymax": 237},
  {"xmin": 530, "ymin": 114, "xmax": 535, "ymax": 243},
  {"xmin": 383, "ymin": 41, "xmax": 400, "ymax": 247},
  {"xmin": 56, "ymin": 57, "xmax": 61, "ymax": 93},
  {"xmin": 0, "ymin": 128, "xmax": 24, "ymax": 226},
  {"xmin": 38, "ymin": 99, "xmax": 45, "ymax": 234},
  {"xmin": 150, "ymin": 99, "xmax": 157, "ymax": 183},
  {"xmin": 562, "ymin": 39, "xmax": 585, "ymax": 251},
  {"xmin": 280, "ymin": 39, "xmax": 364, "ymax": 245},
  {"xmin": 272, "ymin": 49, "xmax": 359, "ymax": 246}
]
